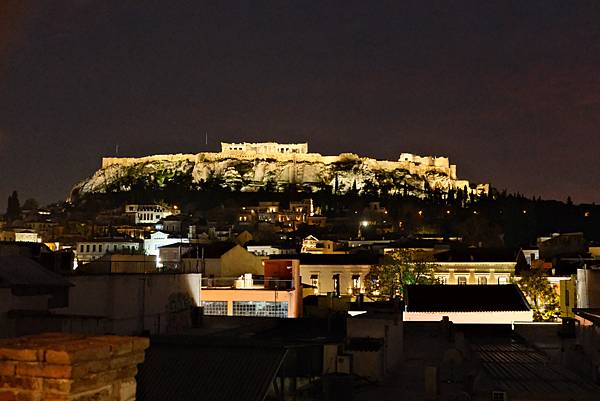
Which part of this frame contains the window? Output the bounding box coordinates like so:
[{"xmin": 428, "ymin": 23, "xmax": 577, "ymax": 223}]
[
  {"xmin": 457, "ymin": 276, "xmax": 467, "ymax": 285},
  {"xmin": 310, "ymin": 274, "xmax": 319, "ymax": 294},
  {"xmin": 478, "ymin": 276, "xmax": 487, "ymax": 285},
  {"xmin": 352, "ymin": 274, "xmax": 361, "ymax": 291},
  {"xmin": 439, "ymin": 276, "xmax": 447, "ymax": 285},
  {"xmin": 332, "ymin": 274, "xmax": 341, "ymax": 296},
  {"xmin": 201, "ymin": 301, "xmax": 227, "ymax": 316},
  {"xmin": 92, "ymin": 244, "xmax": 96, "ymax": 252},
  {"xmin": 498, "ymin": 277, "xmax": 508, "ymax": 285},
  {"xmin": 232, "ymin": 301, "xmax": 288, "ymax": 318},
  {"xmin": 492, "ymin": 391, "xmax": 507, "ymax": 401},
  {"xmin": 98, "ymin": 245, "xmax": 102, "ymax": 253},
  {"xmin": 80, "ymin": 245, "xmax": 84, "ymax": 252},
  {"xmin": 86, "ymin": 245, "xmax": 90, "ymax": 252}
]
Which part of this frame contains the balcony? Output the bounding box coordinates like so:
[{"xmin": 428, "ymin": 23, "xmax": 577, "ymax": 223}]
[{"xmin": 201, "ymin": 275, "xmax": 294, "ymax": 290}]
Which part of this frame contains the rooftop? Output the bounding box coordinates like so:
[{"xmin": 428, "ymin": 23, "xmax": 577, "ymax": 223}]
[
  {"xmin": 405, "ymin": 284, "xmax": 530, "ymax": 312},
  {"xmin": 0, "ymin": 255, "xmax": 72, "ymax": 288}
]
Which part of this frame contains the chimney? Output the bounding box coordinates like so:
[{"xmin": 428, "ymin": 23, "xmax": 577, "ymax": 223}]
[{"xmin": 0, "ymin": 333, "xmax": 149, "ymax": 401}]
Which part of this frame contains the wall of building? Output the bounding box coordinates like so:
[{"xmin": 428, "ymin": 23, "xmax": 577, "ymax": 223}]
[
  {"xmin": 300, "ymin": 265, "xmax": 371, "ymax": 295},
  {"xmin": 221, "ymin": 245, "xmax": 265, "ymax": 277},
  {"xmin": 347, "ymin": 316, "xmax": 403, "ymax": 378},
  {"xmin": 577, "ymin": 268, "xmax": 600, "ymax": 308},
  {"xmin": 200, "ymin": 288, "xmax": 300, "ymax": 318},
  {"xmin": 54, "ymin": 273, "xmax": 201, "ymax": 335},
  {"xmin": 403, "ymin": 311, "xmax": 533, "ymax": 324},
  {"xmin": 0, "ymin": 288, "xmax": 51, "ymax": 338},
  {"xmin": 435, "ymin": 262, "xmax": 515, "ymax": 285}
]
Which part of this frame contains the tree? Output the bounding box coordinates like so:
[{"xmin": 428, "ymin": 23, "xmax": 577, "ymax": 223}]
[
  {"xmin": 513, "ymin": 268, "xmax": 560, "ymax": 321},
  {"xmin": 5, "ymin": 190, "xmax": 21, "ymax": 222},
  {"xmin": 22, "ymin": 198, "xmax": 39, "ymax": 210},
  {"xmin": 365, "ymin": 249, "xmax": 437, "ymax": 301}
]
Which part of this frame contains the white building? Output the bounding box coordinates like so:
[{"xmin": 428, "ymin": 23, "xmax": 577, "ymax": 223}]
[
  {"xmin": 403, "ymin": 285, "xmax": 533, "ymax": 324},
  {"xmin": 76, "ymin": 240, "xmax": 141, "ymax": 263},
  {"xmin": 143, "ymin": 231, "xmax": 189, "ymax": 257},
  {"xmin": 246, "ymin": 245, "xmax": 295, "ymax": 257},
  {"xmin": 0, "ymin": 229, "xmax": 41, "ymax": 243},
  {"xmin": 221, "ymin": 142, "xmax": 308, "ymax": 154},
  {"xmin": 125, "ymin": 204, "xmax": 179, "ymax": 225}
]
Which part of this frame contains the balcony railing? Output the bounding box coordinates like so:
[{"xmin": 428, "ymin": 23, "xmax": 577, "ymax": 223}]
[{"xmin": 201, "ymin": 276, "xmax": 294, "ymax": 290}]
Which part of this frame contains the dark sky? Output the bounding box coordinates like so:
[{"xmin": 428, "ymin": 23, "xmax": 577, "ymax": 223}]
[{"xmin": 2, "ymin": 1, "xmax": 600, "ymax": 209}]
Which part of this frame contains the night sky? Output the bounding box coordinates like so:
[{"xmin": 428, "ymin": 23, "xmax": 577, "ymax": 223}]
[{"xmin": 2, "ymin": 1, "xmax": 600, "ymax": 209}]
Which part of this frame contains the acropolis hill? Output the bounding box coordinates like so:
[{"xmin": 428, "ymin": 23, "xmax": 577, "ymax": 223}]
[{"xmin": 70, "ymin": 142, "xmax": 489, "ymax": 198}]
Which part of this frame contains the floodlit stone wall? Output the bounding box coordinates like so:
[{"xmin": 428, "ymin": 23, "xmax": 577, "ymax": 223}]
[
  {"xmin": 73, "ymin": 143, "xmax": 487, "ymax": 198},
  {"xmin": 0, "ymin": 333, "xmax": 149, "ymax": 401}
]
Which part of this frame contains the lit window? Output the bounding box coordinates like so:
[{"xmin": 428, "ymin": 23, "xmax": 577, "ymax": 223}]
[
  {"xmin": 200, "ymin": 301, "xmax": 227, "ymax": 316},
  {"xmin": 352, "ymin": 274, "xmax": 361, "ymax": 291},
  {"xmin": 478, "ymin": 277, "xmax": 487, "ymax": 285},
  {"xmin": 310, "ymin": 274, "xmax": 319, "ymax": 294},
  {"xmin": 498, "ymin": 277, "xmax": 508, "ymax": 285},
  {"xmin": 333, "ymin": 274, "xmax": 341, "ymax": 296},
  {"xmin": 457, "ymin": 276, "xmax": 467, "ymax": 285}
]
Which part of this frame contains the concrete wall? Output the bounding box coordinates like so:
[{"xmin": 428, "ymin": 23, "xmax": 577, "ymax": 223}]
[
  {"xmin": 577, "ymin": 268, "xmax": 600, "ymax": 308},
  {"xmin": 55, "ymin": 273, "xmax": 202, "ymax": 335},
  {"xmin": 221, "ymin": 245, "xmax": 265, "ymax": 277},
  {"xmin": 347, "ymin": 316, "xmax": 403, "ymax": 378},
  {"xmin": 404, "ymin": 311, "xmax": 533, "ymax": 324},
  {"xmin": 0, "ymin": 288, "xmax": 51, "ymax": 338}
]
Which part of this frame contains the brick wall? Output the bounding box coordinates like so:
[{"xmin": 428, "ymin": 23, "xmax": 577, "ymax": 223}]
[{"xmin": 0, "ymin": 333, "xmax": 149, "ymax": 401}]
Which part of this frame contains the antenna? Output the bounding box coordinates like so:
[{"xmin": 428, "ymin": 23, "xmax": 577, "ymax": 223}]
[
  {"xmin": 205, "ymin": 132, "xmax": 208, "ymax": 145},
  {"xmin": 115, "ymin": 144, "xmax": 119, "ymax": 156}
]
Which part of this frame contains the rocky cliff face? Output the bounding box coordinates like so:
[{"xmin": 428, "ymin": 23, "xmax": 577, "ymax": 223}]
[{"xmin": 69, "ymin": 151, "xmax": 488, "ymax": 200}]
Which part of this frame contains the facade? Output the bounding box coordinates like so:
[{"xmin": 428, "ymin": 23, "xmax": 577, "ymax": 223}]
[
  {"xmin": 432, "ymin": 248, "xmax": 517, "ymax": 285},
  {"xmin": 0, "ymin": 229, "xmax": 41, "ymax": 243},
  {"xmin": 143, "ymin": 231, "xmax": 189, "ymax": 257},
  {"xmin": 200, "ymin": 259, "xmax": 302, "ymax": 318},
  {"xmin": 221, "ymin": 142, "xmax": 308, "ymax": 154},
  {"xmin": 287, "ymin": 254, "xmax": 378, "ymax": 296},
  {"xmin": 403, "ymin": 285, "xmax": 533, "ymax": 324},
  {"xmin": 246, "ymin": 245, "xmax": 295, "ymax": 256},
  {"xmin": 76, "ymin": 239, "xmax": 141, "ymax": 263},
  {"xmin": 125, "ymin": 204, "xmax": 179, "ymax": 225},
  {"xmin": 53, "ymin": 273, "xmax": 201, "ymax": 335}
]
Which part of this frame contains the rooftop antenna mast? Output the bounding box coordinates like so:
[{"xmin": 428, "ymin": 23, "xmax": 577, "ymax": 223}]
[{"xmin": 115, "ymin": 144, "xmax": 119, "ymax": 156}]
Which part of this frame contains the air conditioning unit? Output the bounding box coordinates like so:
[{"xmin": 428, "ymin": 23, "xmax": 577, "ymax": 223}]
[
  {"xmin": 492, "ymin": 391, "xmax": 507, "ymax": 401},
  {"xmin": 336, "ymin": 354, "xmax": 353, "ymax": 374}
]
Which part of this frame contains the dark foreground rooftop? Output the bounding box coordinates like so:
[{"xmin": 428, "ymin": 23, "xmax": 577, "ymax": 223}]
[{"xmin": 136, "ymin": 343, "xmax": 286, "ymax": 401}]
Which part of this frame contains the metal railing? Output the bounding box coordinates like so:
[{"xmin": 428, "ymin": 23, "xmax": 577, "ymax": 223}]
[{"xmin": 201, "ymin": 276, "xmax": 294, "ymax": 290}]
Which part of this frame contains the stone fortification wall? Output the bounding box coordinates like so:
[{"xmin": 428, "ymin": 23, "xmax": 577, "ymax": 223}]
[
  {"xmin": 102, "ymin": 154, "xmax": 197, "ymax": 169},
  {"xmin": 102, "ymin": 151, "xmax": 456, "ymax": 178},
  {"xmin": 72, "ymin": 147, "xmax": 485, "ymax": 199}
]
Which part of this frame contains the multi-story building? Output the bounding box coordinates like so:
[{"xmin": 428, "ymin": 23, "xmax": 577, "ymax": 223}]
[
  {"xmin": 200, "ymin": 259, "xmax": 302, "ymax": 318},
  {"xmin": 0, "ymin": 228, "xmax": 41, "ymax": 243},
  {"xmin": 75, "ymin": 239, "xmax": 141, "ymax": 263},
  {"xmin": 432, "ymin": 248, "xmax": 517, "ymax": 285},
  {"xmin": 125, "ymin": 204, "xmax": 180, "ymax": 225}
]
